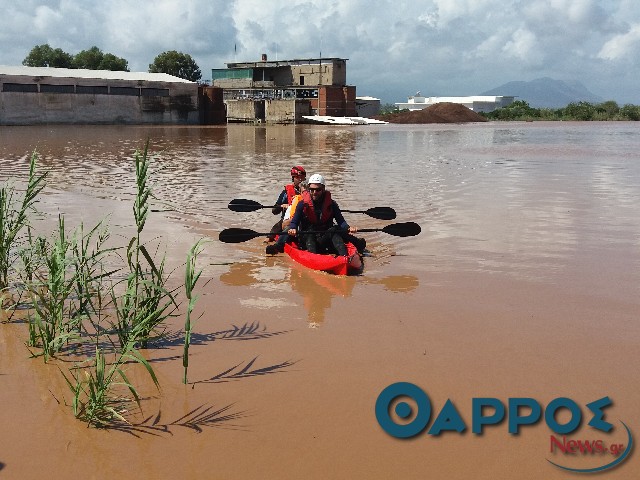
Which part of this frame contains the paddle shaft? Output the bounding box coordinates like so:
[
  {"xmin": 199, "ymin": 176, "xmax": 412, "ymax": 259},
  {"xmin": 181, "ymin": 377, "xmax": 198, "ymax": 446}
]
[
  {"xmin": 219, "ymin": 222, "xmax": 420, "ymax": 243},
  {"xmin": 228, "ymin": 199, "xmax": 396, "ymax": 220}
]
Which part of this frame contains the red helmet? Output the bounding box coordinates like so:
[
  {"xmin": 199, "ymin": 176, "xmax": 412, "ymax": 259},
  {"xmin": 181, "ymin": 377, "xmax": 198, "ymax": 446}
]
[{"xmin": 291, "ymin": 166, "xmax": 306, "ymax": 177}]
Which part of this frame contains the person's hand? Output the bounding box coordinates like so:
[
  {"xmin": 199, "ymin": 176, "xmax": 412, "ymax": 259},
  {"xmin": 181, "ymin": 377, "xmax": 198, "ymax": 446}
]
[
  {"xmin": 282, "ymin": 204, "xmax": 288, "ymax": 211},
  {"xmin": 348, "ymin": 226, "xmax": 358, "ymax": 233},
  {"xmin": 288, "ymin": 228, "xmax": 297, "ymax": 236}
]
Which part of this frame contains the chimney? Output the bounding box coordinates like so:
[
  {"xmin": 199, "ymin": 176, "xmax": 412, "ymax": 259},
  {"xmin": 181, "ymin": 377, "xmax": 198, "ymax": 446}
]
[{"xmin": 261, "ymin": 53, "xmax": 267, "ymax": 62}]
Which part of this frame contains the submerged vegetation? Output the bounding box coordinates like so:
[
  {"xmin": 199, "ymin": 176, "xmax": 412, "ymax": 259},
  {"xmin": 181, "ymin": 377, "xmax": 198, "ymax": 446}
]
[
  {"xmin": 482, "ymin": 100, "xmax": 640, "ymax": 121},
  {"xmin": 0, "ymin": 144, "xmax": 205, "ymax": 427}
]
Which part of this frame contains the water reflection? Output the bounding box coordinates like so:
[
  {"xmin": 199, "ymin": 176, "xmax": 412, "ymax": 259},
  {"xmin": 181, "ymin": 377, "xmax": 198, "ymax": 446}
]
[
  {"xmin": 218, "ymin": 255, "xmax": 418, "ymax": 326},
  {"xmin": 288, "ymin": 261, "xmax": 356, "ymax": 325}
]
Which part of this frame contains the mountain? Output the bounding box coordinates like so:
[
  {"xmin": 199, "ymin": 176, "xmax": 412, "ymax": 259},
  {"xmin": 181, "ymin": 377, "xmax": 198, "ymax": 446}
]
[{"xmin": 481, "ymin": 77, "xmax": 603, "ymax": 108}]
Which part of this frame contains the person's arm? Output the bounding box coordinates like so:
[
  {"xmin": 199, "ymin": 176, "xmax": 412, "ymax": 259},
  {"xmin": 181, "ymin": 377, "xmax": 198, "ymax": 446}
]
[
  {"xmin": 333, "ymin": 201, "xmax": 357, "ymax": 233},
  {"xmin": 287, "ymin": 201, "xmax": 305, "ymax": 235},
  {"xmin": 332, "ymin": 201, "xmax": 350, "ymax": 230},
  {"xmin": 272, "ymin": 190, "xmax": 288, "ymax": 215}
]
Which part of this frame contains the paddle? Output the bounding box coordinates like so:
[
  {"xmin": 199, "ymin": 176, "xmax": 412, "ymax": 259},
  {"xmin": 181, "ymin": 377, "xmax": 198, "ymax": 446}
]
[
  {"xmin": 219, "ymin": 222, "xmax": 421, "ymax": 243},
  {"xmin": 228, "ymin": 198, "xmax": 397, "ymax": 220}
]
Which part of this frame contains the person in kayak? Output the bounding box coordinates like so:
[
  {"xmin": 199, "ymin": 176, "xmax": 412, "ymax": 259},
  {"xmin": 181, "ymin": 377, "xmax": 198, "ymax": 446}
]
[
  {"xmin": 267, "ymin": 165, "xmax": 307, "ymax": 241},
  {"xmin": 266, "ymin": 183, "xmax": 307, "ymax": 255},
  {"xmin": 286, "ymin": 173, "xmax": 365, "ymax": 256}
]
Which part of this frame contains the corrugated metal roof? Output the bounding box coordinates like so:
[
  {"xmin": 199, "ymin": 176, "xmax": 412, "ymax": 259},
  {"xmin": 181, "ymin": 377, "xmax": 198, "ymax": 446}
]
[{"xmin": 0, "ymin": 65, "xmax": 194, "ymax": 83}]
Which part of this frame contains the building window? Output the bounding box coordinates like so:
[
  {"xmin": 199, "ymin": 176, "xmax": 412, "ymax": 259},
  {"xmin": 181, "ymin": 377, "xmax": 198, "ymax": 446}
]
[
  {"xmin": 77, "ymin": 85, "xmax": 108, "ymax": 94},
  {"xmin": 299, "ymin": 76, "xmax": 305, "ymax": 86},
  {"xmin": 2, "ymin": 83, "xmax": 38, "ymax": 93},
  {"xmin": 141, "ymin": 88, "xmax": 170, "ymax": 97},
  {"xmin": 40, "ymin": 84, "xmax": 75, "ymax": 93},
  {"xmin": 110, "ymin": 86, "xmax": 140, "ymax": 96}
]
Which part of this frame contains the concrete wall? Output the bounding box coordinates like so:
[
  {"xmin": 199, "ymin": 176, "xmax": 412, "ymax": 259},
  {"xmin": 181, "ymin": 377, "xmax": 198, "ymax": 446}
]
[
  {"xmin": 226, "ymin": 98, "xmax": 311, "ymax": 124},
  {"xmin": 0, "ymin": 74, "xmax": 200, "ymax": 125},
  {"xmin": 265, "ymin": 99, "xmax": 311, "ymax": 124},
  {"xmin": 290, "ymin": 60, "xmax": 346, "ymax": 87},
  {"xmin": 225, "ymin": 99, "xmax": 265, "ymax": 122}
]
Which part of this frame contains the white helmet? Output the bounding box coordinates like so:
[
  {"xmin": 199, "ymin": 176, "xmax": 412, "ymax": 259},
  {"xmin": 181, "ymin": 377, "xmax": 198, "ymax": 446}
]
[{"xmin": 308, "ymin": 173, "xmax": 325, "ymax": 186}]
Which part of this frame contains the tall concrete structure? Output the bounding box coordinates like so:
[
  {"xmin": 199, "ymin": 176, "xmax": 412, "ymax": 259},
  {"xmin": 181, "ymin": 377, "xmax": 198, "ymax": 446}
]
[{"xmin": 0, "ymin": 66, "xmax": 201, "ymax": 125}]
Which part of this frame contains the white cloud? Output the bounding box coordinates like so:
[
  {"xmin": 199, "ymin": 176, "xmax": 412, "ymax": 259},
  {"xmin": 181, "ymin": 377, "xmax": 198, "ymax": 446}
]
[
  {"xmin": 0, "ymin": 0, "xmax": 639, "ymax": 103},
  {"xmin": 503, "ymin": 28, "xmax": 543, "ymax": 65},
  {"xmin": 598, "ymin": 23, "xmax": 640, "ymax": 60}
]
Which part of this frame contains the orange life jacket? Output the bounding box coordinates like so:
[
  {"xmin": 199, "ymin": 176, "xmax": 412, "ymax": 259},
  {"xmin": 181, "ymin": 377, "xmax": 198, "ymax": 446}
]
[
  {"xmin": 282, "ymin": 194, "xmax": 303, "ymax": 230},
  {"xmin": 301, "ymin": 190, "xmax": 333, "ymax": 229}
]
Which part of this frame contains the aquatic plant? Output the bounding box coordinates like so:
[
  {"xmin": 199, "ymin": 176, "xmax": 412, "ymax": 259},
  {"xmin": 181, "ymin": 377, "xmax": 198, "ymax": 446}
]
[
  {"xmin": 26, "ymin": 216, "xmax": 83, "ymax": 361},
  {"xmin": 3, "ymin": 142, "xmax": 211, "ymax": 428},
  {"xmin": 62, "ymin": 336, "xmax": 159, "ymax": 428},
  {"xmin": 0, "ymin": 151, "xmax": 47, "ymax": 303},
  {"xmin": 183, "ymin": 238, "xmax": 206, "ymax": 384},
  {"xmin": 111, "ymin": 142, "xmax": 178, "ymax": 349}
]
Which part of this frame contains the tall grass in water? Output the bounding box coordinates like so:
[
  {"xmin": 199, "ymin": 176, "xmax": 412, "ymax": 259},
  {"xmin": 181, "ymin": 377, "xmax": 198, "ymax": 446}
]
[
  {"xmin": 112, "ymin": 142, "xmax": 178, "ymax": 349},
  {"xmin": 26, "ymin": 216, "xmax": 80, "ymax": 361},
  {"xmin": 0, "ymin": 152, "xmax": 47, "ymax": 304},
  {"xmin": 183, "ymin": 239, "xmax": 206, "ymax": 384},
  {"xmin": 26, "ymin": 217, "xmax": 117, "ymax": 360},
  {"xmin": 3, "ymin": 143, "xmax": 208, "ymax": 427},
  {"xmin": 62, "ymin": 333, "xmax": 160, "ymax": 427}
]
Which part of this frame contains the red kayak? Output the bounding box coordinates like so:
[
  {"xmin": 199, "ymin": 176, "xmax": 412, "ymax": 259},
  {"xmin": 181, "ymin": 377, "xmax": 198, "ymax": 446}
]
[{"xmin": 283, "ymin": 241, "xmax": 362, "ymax": 275}]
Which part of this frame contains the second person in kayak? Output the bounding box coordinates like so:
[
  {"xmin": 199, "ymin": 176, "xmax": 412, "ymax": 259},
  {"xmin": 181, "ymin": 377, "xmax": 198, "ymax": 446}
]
[{"xmin": 287, "ymin": 174, "xmax": 363, "ymax": 256}]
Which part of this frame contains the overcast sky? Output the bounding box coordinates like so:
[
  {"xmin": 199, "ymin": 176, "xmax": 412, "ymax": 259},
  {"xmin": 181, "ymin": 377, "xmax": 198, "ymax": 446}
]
[{"xmin": 1, "ymin": 0, "xmax": 639, "ymax": 104}]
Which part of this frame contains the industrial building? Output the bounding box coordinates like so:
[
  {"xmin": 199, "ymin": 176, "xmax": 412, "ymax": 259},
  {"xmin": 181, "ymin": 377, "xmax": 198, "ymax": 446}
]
[
  {"xmin": 0, "ymin": 65, "xmax": 217, "ymax": 125},
  {"xmin": 0, "ymin": 56, "xmax": 363, "ymax": 125},
  {"xmin": 212, "ymin": 55, "xmax": 357, "ymax": 123},
  {"xmin": 396, "ymin": 93, "xmax": 515, "ymax": 113}
]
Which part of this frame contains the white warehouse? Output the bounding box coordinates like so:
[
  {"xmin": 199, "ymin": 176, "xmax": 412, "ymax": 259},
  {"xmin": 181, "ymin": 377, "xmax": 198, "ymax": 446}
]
[{"xmin": 396, "ymin": 92, "xmax": 515, "ymax": 113}]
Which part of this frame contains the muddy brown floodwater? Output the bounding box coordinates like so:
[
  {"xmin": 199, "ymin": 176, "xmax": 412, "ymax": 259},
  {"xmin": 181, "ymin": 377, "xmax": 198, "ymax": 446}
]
[{"xmin": 1, "ymin": 122, "xmax": 639, "ymax": 479}]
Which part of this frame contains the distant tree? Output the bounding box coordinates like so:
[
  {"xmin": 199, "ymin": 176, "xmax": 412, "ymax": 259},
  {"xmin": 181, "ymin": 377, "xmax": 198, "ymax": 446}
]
[
  {"xmin": 74, "ymin": 46, "xmax": 129, "ymax": 71},
  {"xmin": 378, "ymin": 103, "xmax": 400, "ymax": 115},
  {"xmin": 73, "ymin": 46, "xmax": 103, "ymax": 69},
  {"xmin": 596, "ymin": 100, "xmax": 619, "ymax": 117},
  {"xmin": 99, "ymin": 53, "xmax": 129, "ymax": 71},
  {"xmin": 620, "ymin": 104, "xmax": 640, "ymax": 121},
  {"xmin": 484, "ymin": 100, "xmax": 540, "ymax": 120},
  {"xmin": 149, "ymin": 51, "xmax": 201, "ymax": 81},
  {"xmin": 563, "ymin": 102, "xmax": 595, "ymax": 121},
  {"xmin": 23, "ymin": 44, "xmax": 73, "ymax": 68}
]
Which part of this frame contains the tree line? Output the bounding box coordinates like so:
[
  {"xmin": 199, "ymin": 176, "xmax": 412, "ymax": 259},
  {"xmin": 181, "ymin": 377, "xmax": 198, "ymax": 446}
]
[
  {"xmin": 22, "ymin": 44, "xmax": 202, "ymax": 82},
  {"xmin": 481, "ymin": 100, "xmax": 640, "ymax": 121}
]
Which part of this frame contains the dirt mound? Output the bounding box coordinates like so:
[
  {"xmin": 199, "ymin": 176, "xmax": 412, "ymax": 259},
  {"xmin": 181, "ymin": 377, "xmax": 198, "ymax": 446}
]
[{"xmin": 378, "ymin": 102, "xmax": 488, "ymax": 124}]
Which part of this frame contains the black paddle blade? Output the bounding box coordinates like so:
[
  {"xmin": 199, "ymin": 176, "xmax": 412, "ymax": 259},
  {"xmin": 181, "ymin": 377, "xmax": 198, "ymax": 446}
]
[
  {"xmin": 228, "ymin": 199, "xmax": 265, "ymax": 212},
  {"xmin": 381, "ymin": 222, "xmax": 421, "ymax": 237},
  {"xmin": 219, "ymin": 228, "xmax": 264, "ymax": 243},
  {"xmin": 365, "ymin": 207, "xmax": 396, "ymax": 220}
]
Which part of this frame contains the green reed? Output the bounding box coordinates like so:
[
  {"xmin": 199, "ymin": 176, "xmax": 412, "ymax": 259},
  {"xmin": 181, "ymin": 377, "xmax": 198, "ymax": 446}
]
[
  {"xmin": 0, "ymin": 151, "xmax": 47, "ymax": 303},
  {"xmin": 26, "ymin": 215, "xmax": 84, "ymax": 361},
  {"xmin": 3, "ymin": 142, "xmax": 208, "ymax": 428},
  {"xmin": 62, "ymin": 335, "xmax": 160, "ymax": 428},
  {"xmin": 111, "ymin": 142, "xmax": 178, "ymax": 349},
  {"xmin": 183, "ymin": 238, "xmax": 206, "ymax": 384}
]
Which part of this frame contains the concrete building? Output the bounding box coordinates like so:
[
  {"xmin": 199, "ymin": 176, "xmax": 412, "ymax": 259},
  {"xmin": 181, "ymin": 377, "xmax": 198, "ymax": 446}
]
[
  {"xmin": 396, "ymin": 93, "xmax": 515, "ymax": 113},
  {"xmin": 355, "ymin": 96, "xmax": 381, "ymax": 117},
  {"xmin": 0, "ymin": 65, "xmax": 204, "ymax": 125},
  {"xmin": 212, "ymin": 55, "xmax": 357, "ymax": 123}
]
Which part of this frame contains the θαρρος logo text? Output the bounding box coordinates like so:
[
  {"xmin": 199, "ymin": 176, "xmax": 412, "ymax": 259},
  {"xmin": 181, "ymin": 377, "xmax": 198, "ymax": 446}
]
[{"xmin": 375, "ymin": 382, "xmax": 633, "ymax": 473}]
